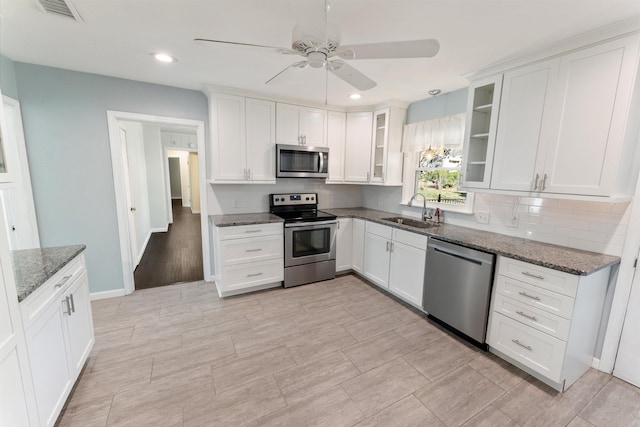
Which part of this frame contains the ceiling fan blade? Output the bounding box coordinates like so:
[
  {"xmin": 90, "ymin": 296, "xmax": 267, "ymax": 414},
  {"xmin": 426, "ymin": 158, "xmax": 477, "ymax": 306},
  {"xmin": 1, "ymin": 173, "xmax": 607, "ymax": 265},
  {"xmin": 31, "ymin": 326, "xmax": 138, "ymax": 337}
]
[
  {"xmin": 336, "ymin": 39, "xmax": 440, "ymax": 60},
  {"xmin": 265, "ymin": 60, "xmax": 309, "ymax": 85},
  {"xmin": 194, "ymin": 38, "xmax": 297, "ymax": 55},
  {"xmin": 328, "ymin": 60, "xmax": 376, "ymax": 91}
]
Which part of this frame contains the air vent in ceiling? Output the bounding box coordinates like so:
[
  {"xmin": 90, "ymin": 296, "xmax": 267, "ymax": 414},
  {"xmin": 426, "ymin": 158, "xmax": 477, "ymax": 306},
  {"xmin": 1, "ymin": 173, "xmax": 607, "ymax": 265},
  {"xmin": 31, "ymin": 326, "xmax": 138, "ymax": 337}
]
[{"xmin": 34, "ymin": 0, "xmax": 82, "ymax": 21}]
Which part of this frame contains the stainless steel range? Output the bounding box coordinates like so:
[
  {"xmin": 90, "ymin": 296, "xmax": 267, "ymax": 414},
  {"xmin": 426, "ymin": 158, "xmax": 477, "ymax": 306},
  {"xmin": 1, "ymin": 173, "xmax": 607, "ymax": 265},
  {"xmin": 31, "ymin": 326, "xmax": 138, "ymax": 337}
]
[{"xmin": 269, "ymin": 193, "xmax": 337, "ymax": 288}]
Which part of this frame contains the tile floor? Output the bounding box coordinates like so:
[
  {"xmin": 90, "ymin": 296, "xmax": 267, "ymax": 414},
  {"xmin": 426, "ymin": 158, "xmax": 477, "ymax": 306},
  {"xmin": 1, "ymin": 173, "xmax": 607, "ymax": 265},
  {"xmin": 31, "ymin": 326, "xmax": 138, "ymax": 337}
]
[{"xmin": 56, "ymin": 274, "xmax": 640, "ymax": 427}]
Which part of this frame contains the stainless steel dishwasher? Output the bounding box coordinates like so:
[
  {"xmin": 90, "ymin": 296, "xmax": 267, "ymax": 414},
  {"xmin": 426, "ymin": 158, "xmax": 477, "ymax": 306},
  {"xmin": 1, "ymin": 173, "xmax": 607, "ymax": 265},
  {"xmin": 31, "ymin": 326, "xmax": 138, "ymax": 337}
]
[{"xmin": 423, "ymin": 238, "xmax": 495, "ymax": 347}]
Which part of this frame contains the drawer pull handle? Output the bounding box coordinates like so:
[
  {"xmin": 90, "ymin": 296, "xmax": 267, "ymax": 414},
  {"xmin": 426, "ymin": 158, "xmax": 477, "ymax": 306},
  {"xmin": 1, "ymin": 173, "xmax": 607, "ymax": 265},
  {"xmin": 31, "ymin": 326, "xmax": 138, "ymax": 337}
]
[
  {"xmin": 246, "ymin": 249, "xmax": 263, "ymax": 253},
  {"xmin": 55, "ymin": 275, "xmax": 73, "ymax": 288},
  {"xmin": 245, "ymin": 230, "xmax": 262, "ymax": 234},
  {"xmin": 518, "ymin": 291, "xmax": 541, "ymax": 301},
  {"xmin": 247, "ymin": 272, "xmax": 263, "ymax": 278},
  {"xmin": 516, "ymin": 310, "xmax": 537, "ymax": 321},
  {"xmin": 512, "ymin": 339, "xmax": 533, "ymax": 351},
  {"xmin": 521, "ymin": 271, "xmax": 544, "ymax": 280}
]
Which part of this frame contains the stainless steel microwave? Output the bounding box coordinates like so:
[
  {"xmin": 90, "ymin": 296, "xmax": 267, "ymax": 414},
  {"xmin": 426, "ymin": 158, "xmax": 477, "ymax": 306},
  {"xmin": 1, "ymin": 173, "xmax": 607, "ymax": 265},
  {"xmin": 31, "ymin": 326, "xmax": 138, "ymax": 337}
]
[{"xmin": 276, "ymin": 144, "xmax": 329, "ymax": 178}]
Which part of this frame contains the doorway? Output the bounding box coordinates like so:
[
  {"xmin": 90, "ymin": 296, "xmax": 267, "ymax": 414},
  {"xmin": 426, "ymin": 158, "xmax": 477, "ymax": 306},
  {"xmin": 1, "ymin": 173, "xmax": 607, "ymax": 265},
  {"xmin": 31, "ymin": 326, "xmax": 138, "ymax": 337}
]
[{"xmin": 106, "ymin": 111, "xmax": 209, "ymax": 295}]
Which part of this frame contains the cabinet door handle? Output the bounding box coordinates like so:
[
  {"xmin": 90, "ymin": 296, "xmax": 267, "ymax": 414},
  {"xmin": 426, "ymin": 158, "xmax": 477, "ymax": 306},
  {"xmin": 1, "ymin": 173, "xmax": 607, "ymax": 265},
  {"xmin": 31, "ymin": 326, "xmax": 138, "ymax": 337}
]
[
  {"xmin": 390, "ymin": 242, "xmax": 394, "ymax": 252},
  {"xmin": 386, "ymin": 241, "xmax": 390, "ymax": 251},
  {"xmin": 366, "ymin": 171, "xmax": 370, "ymax": 181},
  {"xmin": 541, "ymin": 174, "xmax": 548, "ymax": 191},
  {"xmin": 63, "ymin": 296, "xmax": 72, "ymax": 315},
  {"xmin": 55, "ymin": 275, "xmax": 72, "ymax": 288},
  {"xmin": 533, "ymin": 173, "xmax": 540, "ymax": 191},
  {"xmin": 69, "ymin": 293, "xmax": 76, "ymax": 313},
  {"xmin": 512, "ymin": 339, "xmax": 533, "ymax": 351},
  {"xmin": 521, "ymin": 271, "xmax": 544, "ymax": 280},
  {"xmin": 245, "ymin": 248, "xmax": 262, "ymax": 253},
  {"xmin": 247, "ymin": 272, "xmax": 263, "ymax": 278},
  {"xmin": 518, "ymin": 291, "xmax": 541, "ymax": 301},
  {"xmin": 516, "ymin": 310, "xmax": 537, "ymax": 321}
]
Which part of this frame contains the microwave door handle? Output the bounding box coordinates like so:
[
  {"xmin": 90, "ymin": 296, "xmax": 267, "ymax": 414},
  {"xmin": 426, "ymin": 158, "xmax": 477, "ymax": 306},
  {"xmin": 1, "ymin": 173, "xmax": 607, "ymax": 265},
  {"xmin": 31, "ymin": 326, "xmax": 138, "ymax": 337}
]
[{"xmin": 318, "ymin": 152, "xmax": 324, "ymax": 173}]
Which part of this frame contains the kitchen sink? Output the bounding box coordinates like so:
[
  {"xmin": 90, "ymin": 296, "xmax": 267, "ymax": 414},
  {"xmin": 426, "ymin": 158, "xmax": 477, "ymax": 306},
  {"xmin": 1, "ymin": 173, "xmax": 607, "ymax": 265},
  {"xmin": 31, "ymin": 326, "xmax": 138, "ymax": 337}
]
[{"xmin": 381, "ymin": 217, "xmax": 439, "ymax": 229}]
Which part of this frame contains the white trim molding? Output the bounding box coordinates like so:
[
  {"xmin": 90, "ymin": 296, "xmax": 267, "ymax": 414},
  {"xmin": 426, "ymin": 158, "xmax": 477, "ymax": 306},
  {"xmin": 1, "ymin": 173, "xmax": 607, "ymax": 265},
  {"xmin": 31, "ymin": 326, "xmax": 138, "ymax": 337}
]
[
  {"xmin": 90, "ymin": 289, "xmax": 126, "ymax": 301},
  {"xmin": 106, "ymin": 111, "xmax": 210, "ymax": 296}
]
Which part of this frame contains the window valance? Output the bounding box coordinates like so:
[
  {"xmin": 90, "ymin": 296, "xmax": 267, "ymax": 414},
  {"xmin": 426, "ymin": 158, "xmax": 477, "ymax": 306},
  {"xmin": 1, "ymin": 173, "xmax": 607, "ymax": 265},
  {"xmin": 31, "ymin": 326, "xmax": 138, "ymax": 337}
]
[{"xmin": 402, "ymin": 113, "xmax": 466, "ymax": 153}]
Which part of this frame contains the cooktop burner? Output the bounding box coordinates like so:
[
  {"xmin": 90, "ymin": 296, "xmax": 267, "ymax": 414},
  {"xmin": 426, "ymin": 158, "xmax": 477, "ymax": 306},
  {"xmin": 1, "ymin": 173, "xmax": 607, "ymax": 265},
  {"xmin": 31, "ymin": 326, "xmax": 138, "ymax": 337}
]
[{"xmin": 269, "ymin": 193, "xmax": 337, "ymax": 223}]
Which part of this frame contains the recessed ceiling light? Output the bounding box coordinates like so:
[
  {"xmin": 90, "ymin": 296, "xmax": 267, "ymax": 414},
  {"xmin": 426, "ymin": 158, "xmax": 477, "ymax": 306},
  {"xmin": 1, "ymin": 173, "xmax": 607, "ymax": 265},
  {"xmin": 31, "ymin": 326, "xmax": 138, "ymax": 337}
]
[
  {"xmin": 153, "ymin": 53, "xmax": 176, "ymax": 63},
  {"xmin": 349, "ymin": 93, "xmax": 362, "ymax": 100}
]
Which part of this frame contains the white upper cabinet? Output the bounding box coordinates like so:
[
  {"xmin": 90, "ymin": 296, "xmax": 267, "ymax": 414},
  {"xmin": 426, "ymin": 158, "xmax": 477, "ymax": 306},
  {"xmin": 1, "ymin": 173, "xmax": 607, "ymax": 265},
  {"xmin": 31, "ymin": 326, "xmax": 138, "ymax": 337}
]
[
  {"xmin": 246, "ymin": 98, "xmax": 276, "ymax": 182},
  {"xmin": 209, "ymin": 93, "xmax": 276, "ymax": 184},
  {"xmin": 460, "ymin": 76, "xmax": 502, "ymax": 189},
  {"xmin": 369, "ymin": 107, "xmax": 405, "ymax": 186},
  {"xmin": 542, "ymin": 36, "xmax": 639, "ymax": 196},
  {"xmin": 491, "ymin": 60, "xmax": 558, "ymax": 191},
  {"xmin": 327, "ymin": 111, "xmax": 346, "ymax": 182},
  {"xmin": 0, "ymin": 89, "xmax": 16, "ymax": 185},
  {"xmin": 344, "ymin": 111, "xmax": 373, "ymax": 182},
  {"xmin": 276, "ymin": 103, "xmax": 327, "ymax": 147},
  {"xmin": 468, "ymin": 33, "xmax": 640, "ymax": 199}
]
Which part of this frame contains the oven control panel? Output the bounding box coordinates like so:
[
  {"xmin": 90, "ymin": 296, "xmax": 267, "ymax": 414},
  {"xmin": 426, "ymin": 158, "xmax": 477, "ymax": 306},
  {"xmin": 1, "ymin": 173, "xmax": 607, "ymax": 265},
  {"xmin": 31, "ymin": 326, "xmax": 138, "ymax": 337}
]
[{"xmin": 270, "ymin": 193, "xmax": 317, "ymax": 206}]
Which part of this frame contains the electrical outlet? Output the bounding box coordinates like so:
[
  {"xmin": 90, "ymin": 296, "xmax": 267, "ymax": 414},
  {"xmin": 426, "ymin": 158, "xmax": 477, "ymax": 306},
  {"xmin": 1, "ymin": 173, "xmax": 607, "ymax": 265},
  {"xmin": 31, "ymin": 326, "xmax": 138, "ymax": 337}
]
[
  {"xmin": 476, "ymin": 211, "xmax": 490, "ymax": 224},
  {"xmin": 508, "ymin": 213, "xmax": 519, "ymax": 227}
]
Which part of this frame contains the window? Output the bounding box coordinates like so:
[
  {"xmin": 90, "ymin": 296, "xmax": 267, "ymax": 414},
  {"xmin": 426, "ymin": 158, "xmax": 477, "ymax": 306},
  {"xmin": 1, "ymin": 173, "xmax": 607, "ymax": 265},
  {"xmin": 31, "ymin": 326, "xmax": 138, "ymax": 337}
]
[{"xmin": 402, "ymin": 113, "xmax": 474, "ymax": 213}]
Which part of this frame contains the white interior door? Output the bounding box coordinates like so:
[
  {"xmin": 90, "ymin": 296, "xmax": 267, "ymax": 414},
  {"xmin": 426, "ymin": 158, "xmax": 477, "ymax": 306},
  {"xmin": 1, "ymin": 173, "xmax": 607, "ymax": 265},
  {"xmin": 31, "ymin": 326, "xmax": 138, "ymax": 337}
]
[
  {"xmin": 613, "ymin": 245, "xmax": 640, "ymax": 387},
  {"xmin": 119, "ymin": 127, "xmax": 138, "ymax": 269}
]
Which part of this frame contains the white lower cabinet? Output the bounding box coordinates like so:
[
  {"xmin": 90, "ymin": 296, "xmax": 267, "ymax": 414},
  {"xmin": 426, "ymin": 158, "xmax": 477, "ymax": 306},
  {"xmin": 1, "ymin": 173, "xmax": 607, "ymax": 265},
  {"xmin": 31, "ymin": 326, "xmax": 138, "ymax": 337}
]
[
  {"xmin": 351, "ymin": 219, "xmax": 365, "ymax": 274},
  {"xmin": 21, "ymin": 253, "xmax": 94, "ymax": 427},
  {"xmin": 487, "ymin": 256, "xmax": 611, "ymax": 391},
  {"xmin": 214, "ymin": 222, "xmax": 283, "ymax": 297},
  {"xmin": 335, "ymin": 218, "xmax": 352, "ymax": 272},
  {"xmin": 362, "ymin": 221, "xmax": 427, "ymax": 308}
]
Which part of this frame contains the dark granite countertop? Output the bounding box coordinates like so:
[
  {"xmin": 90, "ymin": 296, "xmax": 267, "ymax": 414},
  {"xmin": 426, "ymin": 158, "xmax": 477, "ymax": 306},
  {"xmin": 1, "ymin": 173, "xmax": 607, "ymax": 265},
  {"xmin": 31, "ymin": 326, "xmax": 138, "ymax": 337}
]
[
  {"xmin": 324, "ymin": 208, "xmax": 620, "ymax": 276},
  {"xmin": 14, "ymin": 245, "xmax": 86, "ymax": 303},
  {"xmin": 211, "ymin": 213, "xmax": 284, "ymax": 227}
]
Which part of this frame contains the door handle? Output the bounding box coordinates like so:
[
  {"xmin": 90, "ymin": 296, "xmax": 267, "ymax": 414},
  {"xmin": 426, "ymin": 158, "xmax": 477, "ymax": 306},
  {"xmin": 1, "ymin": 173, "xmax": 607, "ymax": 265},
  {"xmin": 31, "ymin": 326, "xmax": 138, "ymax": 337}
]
[
  {"xmin": 541, "ymin": 174, "xmax": 548, "ymax": 191},
  {"xmin": 69, "ymin": 293, "xmax": 76, "ymax": 313},
  {"xmin": 63, "ymin": 296, "xmax": 72, "ymax": 315},
  {"xmin": 533, "ymin": 173, "xmax": 540, "ymax": 191},
  {"xmin": 130, "ymin": 207, "xmax": 136, "ymax": 212}
]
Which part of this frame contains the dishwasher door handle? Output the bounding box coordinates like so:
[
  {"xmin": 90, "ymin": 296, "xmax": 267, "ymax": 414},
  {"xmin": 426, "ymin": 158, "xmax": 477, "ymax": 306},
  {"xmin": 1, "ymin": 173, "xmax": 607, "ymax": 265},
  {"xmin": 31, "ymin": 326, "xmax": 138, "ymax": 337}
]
[{"xmin": 432, "ymin": 246, "xmax": 485, "ymax": 266}]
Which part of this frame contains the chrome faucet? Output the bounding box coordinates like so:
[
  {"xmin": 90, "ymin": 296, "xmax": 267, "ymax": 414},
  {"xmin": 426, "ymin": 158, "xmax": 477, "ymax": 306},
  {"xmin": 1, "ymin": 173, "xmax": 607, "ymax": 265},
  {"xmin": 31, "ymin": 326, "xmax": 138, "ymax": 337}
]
[{"xmin": 408, "ymin": 193, "xmax": 431, "ymax": 222}]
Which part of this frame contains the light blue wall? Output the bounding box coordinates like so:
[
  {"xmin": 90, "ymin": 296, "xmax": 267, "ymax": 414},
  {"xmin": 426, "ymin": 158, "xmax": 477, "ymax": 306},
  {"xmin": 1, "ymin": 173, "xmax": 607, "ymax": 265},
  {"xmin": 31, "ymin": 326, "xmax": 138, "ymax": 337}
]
[
  {"xmin": 0, "ymin": 54, "xmax": 20, "ymax": 99},
  {"xmin": 406, "ymin": 88, "xmax": 468, "ymax": 124},
  {"xmin": 13, "ymin": 63, "xmax": 208, "ymax": 293}
]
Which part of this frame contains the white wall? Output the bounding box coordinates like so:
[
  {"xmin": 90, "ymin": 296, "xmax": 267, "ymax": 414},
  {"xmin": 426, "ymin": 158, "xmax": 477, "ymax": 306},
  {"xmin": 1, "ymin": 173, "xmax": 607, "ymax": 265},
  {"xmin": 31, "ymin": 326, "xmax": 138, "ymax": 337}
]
[
  {"xmin": 121, "ymin": 121, "xmax": 152, "ymax": 261},
  {"xmin": 142, "ymin": 124, "xmax": 169, "ymax": 231}
]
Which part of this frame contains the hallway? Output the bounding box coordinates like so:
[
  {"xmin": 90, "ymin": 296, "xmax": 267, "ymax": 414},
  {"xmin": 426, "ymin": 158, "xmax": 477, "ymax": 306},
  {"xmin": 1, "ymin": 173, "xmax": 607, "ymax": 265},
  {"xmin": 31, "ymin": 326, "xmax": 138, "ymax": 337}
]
[{"xmin": 134, "ymin": 200, "xmax": 203, "ymax": 289}]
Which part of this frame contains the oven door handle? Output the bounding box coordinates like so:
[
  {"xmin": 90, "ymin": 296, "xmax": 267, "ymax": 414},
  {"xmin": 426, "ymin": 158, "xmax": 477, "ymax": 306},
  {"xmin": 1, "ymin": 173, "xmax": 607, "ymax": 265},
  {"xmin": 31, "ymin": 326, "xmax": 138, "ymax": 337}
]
[{"xmin": 285, "ymin": 220, "xmax": 338, "ymax": 228}]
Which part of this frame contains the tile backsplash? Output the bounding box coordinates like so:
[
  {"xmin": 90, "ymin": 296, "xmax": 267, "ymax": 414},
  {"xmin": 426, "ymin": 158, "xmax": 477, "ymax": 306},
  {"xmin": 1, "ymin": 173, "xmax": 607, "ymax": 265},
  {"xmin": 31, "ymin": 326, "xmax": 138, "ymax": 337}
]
[{"xmin": 363, "ymin": 186, "xmax": 630, "ymax": 256}]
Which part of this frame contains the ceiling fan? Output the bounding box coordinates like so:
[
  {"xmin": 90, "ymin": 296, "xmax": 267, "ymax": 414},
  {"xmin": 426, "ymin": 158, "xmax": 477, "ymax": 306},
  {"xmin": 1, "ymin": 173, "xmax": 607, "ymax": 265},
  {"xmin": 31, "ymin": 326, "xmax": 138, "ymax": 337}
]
[{"xmin": 194, "ymin": 17, "xmax": 439, "ymax": 92}]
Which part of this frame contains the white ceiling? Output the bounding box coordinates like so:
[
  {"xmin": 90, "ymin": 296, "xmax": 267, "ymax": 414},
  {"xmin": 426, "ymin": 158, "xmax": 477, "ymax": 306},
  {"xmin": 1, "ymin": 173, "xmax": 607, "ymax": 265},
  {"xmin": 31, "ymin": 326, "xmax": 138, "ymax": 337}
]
[{"xmin": 1, "ymin": 0, "xmax": 639, "ymax": 107}]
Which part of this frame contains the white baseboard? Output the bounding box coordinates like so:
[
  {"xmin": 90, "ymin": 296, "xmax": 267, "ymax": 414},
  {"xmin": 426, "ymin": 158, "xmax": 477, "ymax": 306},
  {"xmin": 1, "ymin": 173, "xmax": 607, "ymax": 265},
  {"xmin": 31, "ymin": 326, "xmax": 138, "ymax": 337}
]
[
  {"xmin": 135, "ymin": 230, "xmax": 152, "ymax": 266},
  {"xmin": 90, "ymin": 289, "xmax": 126, "ymax": 301},
  {"xmin": 191, "ymin": 208, "xmax": 201, "ymax": 214},
  {"xmin": 151, "ymin": 226, "xmax": 168, "ymax": 233},
  {"xmin": 592, "ymin": 357, "xmax": 601, "ymax": 370}
]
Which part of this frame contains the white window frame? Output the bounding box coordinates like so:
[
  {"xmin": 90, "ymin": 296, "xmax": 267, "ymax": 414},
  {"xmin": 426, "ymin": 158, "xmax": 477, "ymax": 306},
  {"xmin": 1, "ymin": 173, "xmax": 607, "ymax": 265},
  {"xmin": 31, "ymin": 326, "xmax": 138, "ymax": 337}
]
[{"xmin": 401, "ymin": 151, "xmax": 475, "ymax": 214}]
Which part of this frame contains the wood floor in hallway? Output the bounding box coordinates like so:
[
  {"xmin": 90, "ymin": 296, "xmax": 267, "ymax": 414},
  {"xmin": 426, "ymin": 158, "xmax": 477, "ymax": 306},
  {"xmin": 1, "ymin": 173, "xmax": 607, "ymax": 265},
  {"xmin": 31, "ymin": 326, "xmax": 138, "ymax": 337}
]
[{"xmin": 134, "ymin": 199, "xmax": 203, "ymax": 290}]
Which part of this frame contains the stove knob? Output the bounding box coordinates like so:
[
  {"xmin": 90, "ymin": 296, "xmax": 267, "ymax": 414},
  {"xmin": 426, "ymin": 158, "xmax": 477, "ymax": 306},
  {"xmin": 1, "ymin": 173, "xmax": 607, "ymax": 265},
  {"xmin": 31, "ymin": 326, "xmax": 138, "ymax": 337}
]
[
  {"xmin": 306, "ymin": 197, "xmax": 309, "ymax": 201},
  {"xmin": 275, "ymin": 198, "xmax": 280, "ymax": 202},
  {"xmin": 311, "ymin": 197, "xmax": 315, "ymax": 201}
]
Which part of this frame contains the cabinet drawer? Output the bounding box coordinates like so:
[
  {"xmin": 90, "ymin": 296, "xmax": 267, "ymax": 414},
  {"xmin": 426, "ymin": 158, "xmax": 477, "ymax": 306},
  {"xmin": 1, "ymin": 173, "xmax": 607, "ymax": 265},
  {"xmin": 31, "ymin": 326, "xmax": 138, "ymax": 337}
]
[
  {"xmin": 497, "ymin": 256, "xmax": 578, "ymax": 297},
  {"xmin": 493, "ymin": 293, "xmax": 571, "ymax": 341},
  {"xmin": 488, "ymin": 312, "xmax": 566, "ymax": 382},
  {"xmin": 218, "ymin": 258, "xmax": 283, "ymax": 291},
  {"xmin": 365, "ymin": 221, "xmax": 392, "ymax": 239},
  {"xmin": 217, "ymin": 223, "xmax": 282, "ymax": 240},
  {"xmin": 218, "ymin": 234, "xmax": 283, "ymax": 266},
  {"xmin": 392, "ymin": 228, "xmax": 428, "ymax": 250},
  {"xmin": 21, "ymin": 254, "xmax": 86, "ymax": 327},
  {"xmin": 496, "ymin": 275, "xmax": 575, "ymax": 319}
]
